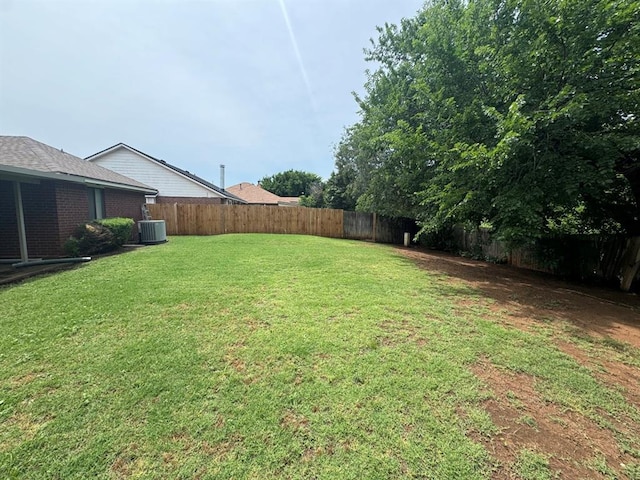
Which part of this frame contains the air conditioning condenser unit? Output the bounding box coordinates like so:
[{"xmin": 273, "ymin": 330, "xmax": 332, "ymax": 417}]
[{"xmin": 139, "ymin": 220, "xmax": 167, "ymax": 244}]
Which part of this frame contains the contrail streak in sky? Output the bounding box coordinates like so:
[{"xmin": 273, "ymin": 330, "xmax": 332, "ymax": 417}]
[{"xmin": 278, "ymin": 0, "xmax": 317, "ymax": 112}]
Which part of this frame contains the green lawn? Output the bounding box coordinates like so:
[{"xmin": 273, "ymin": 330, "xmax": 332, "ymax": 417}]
[{"xmin": 1, "ymin": 235, "xmax": 638, "ymax": 479}]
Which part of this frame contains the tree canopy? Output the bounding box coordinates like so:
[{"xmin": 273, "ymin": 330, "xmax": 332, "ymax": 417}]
[
  {"xmin": 258, "ymin": 170, "xmax": 323, "ymax": 198},
  {"xmin": 334, "ymin": 0, "xmax": 640, "ymax": 247}
]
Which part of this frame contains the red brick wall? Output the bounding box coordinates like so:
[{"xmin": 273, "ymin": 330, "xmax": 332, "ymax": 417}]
[
  {"xmin": 0, "ymin": 179, "xmax": 148, "ymax": 258},
  {"xmin": 104, "ymin": 189, "xmax": 146, "ymax": 221},
  {"xmin": 54, "ymin": 184, "xmax": 146, "ymax": 251},
  {"xmin": 156, "ymin": 196, "xmax": 225, "ymax": 205},
  {"xmin": 104, "ymin": 189, "xmax": 147, "ymax": 241},
  {"xmin": 55, "ymin": 182, "xmax": 90, "ymax": 251}
]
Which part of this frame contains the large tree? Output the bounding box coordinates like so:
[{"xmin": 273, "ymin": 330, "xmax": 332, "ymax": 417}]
[
  {"xmin": 335, "ymin": 0, "xmax": 640, "ymax": 289},
  {"xmin": 258, "ymin": 169, "xmax": 322, "ymax": 197}
]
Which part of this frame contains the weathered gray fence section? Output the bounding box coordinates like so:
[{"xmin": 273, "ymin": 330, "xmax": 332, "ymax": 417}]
[
  {"xmin": 374, "ymin": 215, "xmax": 419, "ymax": 244},
  {"xmin": 343, "ymin": 212, "xmax": 373, "ymax": 240},
  {"xmin": 452, "ymin": 226, "xmax": 507, "ymax": 261},
  {"xmin": 343, "ymin": 212, "xmax": 418, "ymax": 243},
  {"xmin": 452, "ymin": 226, "xmax": 631, "ymax": 284}
]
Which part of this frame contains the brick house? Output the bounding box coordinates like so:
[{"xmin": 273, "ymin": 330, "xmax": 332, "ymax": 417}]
[
  {"xmin": 0, "ymin": 136, "xmax": 157, "ymax": 259},
  {"xmin": 85, "ymin": 143, "xmax": 245, "ymax": 205}
]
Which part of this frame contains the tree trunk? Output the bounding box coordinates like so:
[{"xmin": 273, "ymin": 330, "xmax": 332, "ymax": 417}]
[{"xmin": 619, "ymin": 236, "xmax": 640, "ymax": 292}]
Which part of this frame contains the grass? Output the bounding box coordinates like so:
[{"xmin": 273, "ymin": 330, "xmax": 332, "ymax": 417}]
[
  {"xmin": 514, "ymin": 449, "xmax": 554, "ymax": 480},
  {"xmin": 0, "ymin": 234, "xmax": 638, "ymax": 479}
]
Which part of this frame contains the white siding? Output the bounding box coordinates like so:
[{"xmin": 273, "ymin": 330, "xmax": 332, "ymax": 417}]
[{"xmin": 89, "ymin": 147, "xmax": 223, "ymax": 198}]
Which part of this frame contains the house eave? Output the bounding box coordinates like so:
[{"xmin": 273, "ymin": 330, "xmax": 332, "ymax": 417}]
[
  {"xmin": 82, "ymin": 178, "xmax": 157, "ymax": 194},
  {"xmin": 0, "ymin": 164, "xmax": 158, "ymax": 194}
]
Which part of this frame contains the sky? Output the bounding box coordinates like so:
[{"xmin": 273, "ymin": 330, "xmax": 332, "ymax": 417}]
[{"xmin": 0, "ymin": 0, "xmax": 424, "ymax": 188}]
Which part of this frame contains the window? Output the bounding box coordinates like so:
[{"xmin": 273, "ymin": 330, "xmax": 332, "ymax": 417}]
[{"xmin": 88, "ymin": 188, "xmax": 106, "ymax": 220}]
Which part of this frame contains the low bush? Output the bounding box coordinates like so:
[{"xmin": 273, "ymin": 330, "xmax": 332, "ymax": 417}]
[
  {"xmin": 63, "ymin": 237, "xmax": 81, "ymax": 257},
  {"xmin": 96, "ymin": 217, "xmax": 134, "ymax": 246},
  {"xmin": 63, "ymin": 217, "xmax": 134, "ymax": 256}
]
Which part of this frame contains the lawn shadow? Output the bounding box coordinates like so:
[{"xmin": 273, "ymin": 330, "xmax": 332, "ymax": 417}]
[{"xmin": 397, "ymin": 247, "xmax": 640, "ymax": 348}]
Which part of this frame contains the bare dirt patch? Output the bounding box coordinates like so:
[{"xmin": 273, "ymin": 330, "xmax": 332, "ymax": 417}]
[
  {"xmin": 470, "ymin": 360, "xmax": 630, "ymax": 479},
  {"xmin": 281, "ymin": 410, "xmax": 310, "ymax": 433},
  {"xmin": 399, "ymin": 248, "xmax": 640, "ymax": 347},
  {"xmin": 399, "ymin": 247, "xmax": 640, "ymax": 478},
  {"xmin": 556, "ymin": 341, "xmax": 640, "ymax": 412},
  {"xmin": 110, "ymin": 443, "xmax": 144, "ymax": 478},
  {"xmin": 1, "ymin": 411, "xmax": 53, "ymax": 450}
]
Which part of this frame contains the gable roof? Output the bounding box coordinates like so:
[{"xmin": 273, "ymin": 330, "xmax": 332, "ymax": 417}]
[
  {"xmin": 85, "ymin": 143, "xmax": 246, "ymax": 203},
  {"xmin": 226, "ymin": 182, "xmax": 286, "ymax": 205},
  {"xmin": 0, "ymin": 136, "xmax": 157, "ymax": 193}
]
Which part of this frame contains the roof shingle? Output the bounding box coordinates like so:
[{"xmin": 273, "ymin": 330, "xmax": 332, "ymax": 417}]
[
  {"xmin": 226, "ymin": 182, "xmax": 289, "ymax": 205},
  {"xmin": 0, "ymin": 136, "xmax": 156, "ymax": 192}
]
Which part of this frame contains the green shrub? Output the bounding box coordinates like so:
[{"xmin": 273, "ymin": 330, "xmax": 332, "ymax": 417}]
[
  {"xmin": 64, "ymin": 217, "xmax": 135, "ymax": 256},
  {"xmin": 96, "ymin": 217, "xmax": 134, "ymax": 246},
  {"xmin": 64, "ymin": 222, "xmax": 116, "ymax": 256},
  {"xmin": 63, "ymin": 237, "xmax": 80, "ymax": 257}
]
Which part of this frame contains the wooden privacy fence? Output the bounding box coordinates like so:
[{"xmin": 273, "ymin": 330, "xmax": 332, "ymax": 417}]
[
  {"xmin": 148, "ymin": 204, "xmax": 343, "ymax": 237},
  {"xmin": 147, "ymin": 204, "xmax": 416, "ymax": 244},
  {"xmin": 452, "ymin": 225, "xmax": 630, "ymax": 285}
]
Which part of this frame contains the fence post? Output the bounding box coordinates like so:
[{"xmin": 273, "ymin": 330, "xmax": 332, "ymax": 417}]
[{"xmin": 172, "ymin": 203, "xmax": 178, "ymax": 234}]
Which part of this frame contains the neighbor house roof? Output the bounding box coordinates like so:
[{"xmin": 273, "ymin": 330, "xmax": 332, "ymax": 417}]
[
  {"xmin": 226, "ymin": 182, "xmax": 285, "ymax": 205},
  {"xmin": 85, "ymin": 143, "xmax": 246, "ymax": 203},
  {"xmin": 279, "ymin": 196, "xmax": 301, "ymax": 206},
  {"xmin": 0, "ymin": 136, "xmax": 157, "ymax": 194}
]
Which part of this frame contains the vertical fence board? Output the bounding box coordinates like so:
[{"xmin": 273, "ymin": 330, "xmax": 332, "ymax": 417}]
[
  {"xmin": 148, "ymin": 204, "xmax": 177, "ymax": 235},
  {"xmin": 147, "ymin": 204, "xmax": 410, "ymax": 244},
  {"xmin": 343, "ymin": 211, "xmax": 372, "ymax": 240}
]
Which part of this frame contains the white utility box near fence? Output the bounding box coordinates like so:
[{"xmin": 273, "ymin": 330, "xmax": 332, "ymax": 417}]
[{"xmin": 404, "ymin": 232, "xmax": 411, "ymax": 247}]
